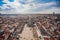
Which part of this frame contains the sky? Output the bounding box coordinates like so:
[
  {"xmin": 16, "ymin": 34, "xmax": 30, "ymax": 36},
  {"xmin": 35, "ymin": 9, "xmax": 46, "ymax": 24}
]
[{"xmin": 0, "ymin": 0, "xmax": 60, "ymax": 14}]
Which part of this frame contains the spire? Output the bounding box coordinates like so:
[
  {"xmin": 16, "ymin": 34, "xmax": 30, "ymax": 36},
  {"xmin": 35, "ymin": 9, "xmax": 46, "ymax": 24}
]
[{"xmin": 53, "ymin": 12, "xmax": 55, "ymax": 16}]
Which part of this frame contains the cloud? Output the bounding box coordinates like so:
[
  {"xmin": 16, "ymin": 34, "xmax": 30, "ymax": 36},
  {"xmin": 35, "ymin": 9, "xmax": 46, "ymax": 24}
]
[
  {"xmin": 39, "ymin": 7, "xmax": 60, "ymax": 13},
  {"xmin": 0, "ymin": 0, "xmax": 6, "ymax": 6},
  {"xmin": 25, "ymin": 2, "xmax": 56, "ymax": 12},
  {"xmin": 0, "ymin": 0, "xmax": 60, "ymax": 14},
  {"xmin": 55, "ymin": 0, "xmax": 60, "ymax": 7}
]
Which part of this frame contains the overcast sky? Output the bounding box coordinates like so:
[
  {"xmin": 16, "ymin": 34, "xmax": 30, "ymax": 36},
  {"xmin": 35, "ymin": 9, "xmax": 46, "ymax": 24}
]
[{"xmin": 0, "ymin": 0, "xmax": 60, "ymax": 14}]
